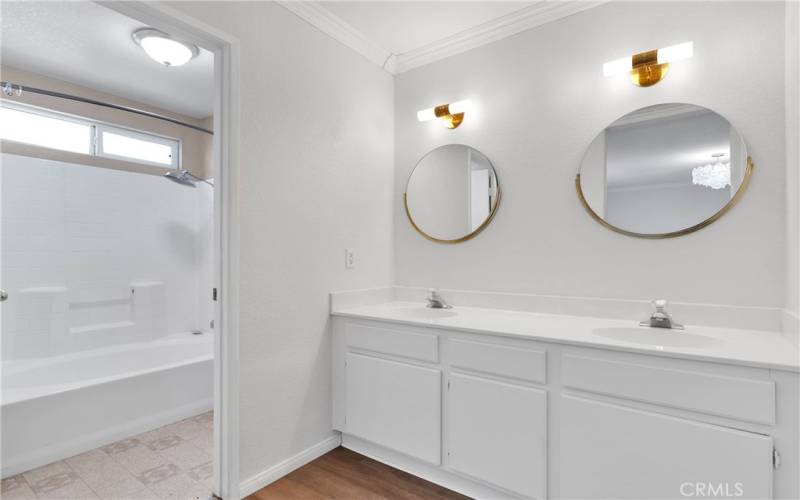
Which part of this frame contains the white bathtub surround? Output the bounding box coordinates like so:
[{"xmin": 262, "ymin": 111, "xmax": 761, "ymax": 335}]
[
  {"xmin": 1, "ymin": 411, "xmax": 214, "ymax": 499},
  {"xmin": 332, "ymin": 286, "xmax": 786, "ymax": 333},
  {"xmin": 1, "ymin": 333, "xmax": 213, "ymax": 478},
  {"xmin": 331, "ymin": 304, "xmax": 799, "ymax": 499},
  {"xmin": 1, "ymin": 154, "xmax": 214, "ymax": 361}
]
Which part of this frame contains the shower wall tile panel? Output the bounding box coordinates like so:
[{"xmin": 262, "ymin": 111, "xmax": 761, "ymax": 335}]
[{"xmin": 1, "ymin": 154, "xmax": 214, "ymax": 360}]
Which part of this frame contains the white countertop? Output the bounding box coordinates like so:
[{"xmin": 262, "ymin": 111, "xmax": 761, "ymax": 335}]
[{"xmin": 332, "ymin": 301, "xmax": 800, "ymax": 372}]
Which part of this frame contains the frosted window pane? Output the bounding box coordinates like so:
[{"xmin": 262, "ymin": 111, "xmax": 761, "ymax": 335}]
[
  {"xmin": 0, "ymin": 107, "xmax": 91, "ymax": 154},
  {"xmin": 101, "ymin": 131, "xmax": 174, "ymax": 165}
]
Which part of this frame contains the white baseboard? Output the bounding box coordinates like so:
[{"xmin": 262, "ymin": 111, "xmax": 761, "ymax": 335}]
[
  {"xmin": 1, "ymin": 399, "xmax": 212, "ymax": 478},
  {"xmin": 239, "ymin": 434, "xmax": 342, "ymax": 497},
  {"xmin": 342, "ymin": 434, "xmax": 522, "ymax": 499}
]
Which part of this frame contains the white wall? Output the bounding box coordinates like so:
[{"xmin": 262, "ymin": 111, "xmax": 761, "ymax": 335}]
[
  {"xmin": 168, "ymin": 1, "xmax": 395, "ymax": 483},
  {"xmin": 0, "ymin": 154, "xmax": 213, "ymax": 360},
  {"xmin": 394, "ymin": 1, "xmax": 786, "ymax": 308},
  {"xmin": 786, "ymin": 0, "xmax": 799, "ymax": 316}
]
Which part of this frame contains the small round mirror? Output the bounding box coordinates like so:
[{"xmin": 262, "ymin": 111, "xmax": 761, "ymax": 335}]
[
  {"xmin": 576, "ymin": 103, "xmax": 753, "ymax": 238},
  {"xmin": 405, "ymin": 144, "xmax": 500, "ymax": 243}
]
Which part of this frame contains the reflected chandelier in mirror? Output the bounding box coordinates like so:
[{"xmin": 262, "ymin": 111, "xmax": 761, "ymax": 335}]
[{"xmin": 576, "ymin": 103, "xmax": 753, "ymax": 239}]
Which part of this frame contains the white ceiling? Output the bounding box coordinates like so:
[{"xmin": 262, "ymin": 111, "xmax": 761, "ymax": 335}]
[
  {"xmin": 320, "ymin": 1, "xmax": 535, "ymax": 56},
  {"xmin": 281, "ymin": 0, "xmax": 604, "ymax": 73},
  {"xmin": 0, "ymin": 1, "xmax": 602, "ymax": 113},
  {"xmin": 0, "ymin": 2, "xmax": 214, "ymax": 118}
]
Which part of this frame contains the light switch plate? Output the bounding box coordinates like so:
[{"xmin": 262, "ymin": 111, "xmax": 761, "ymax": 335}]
[{"xmin": 345, "ymin": 248, "xmax": 356, "ymax": 269}]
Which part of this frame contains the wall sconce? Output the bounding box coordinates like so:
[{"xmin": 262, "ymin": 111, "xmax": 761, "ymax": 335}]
[
  {"xmin": 417, "ymin": 100, "xmax": 472, "ymax": 129},
  {"xmin": 603, "ymin": 41, "xmax": 693, "ymax": 87}
]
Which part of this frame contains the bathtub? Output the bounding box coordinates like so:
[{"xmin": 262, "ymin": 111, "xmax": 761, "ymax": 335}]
[{"xmin": 1, "ymin": 333, "xmax": 213, "ymax": 478}]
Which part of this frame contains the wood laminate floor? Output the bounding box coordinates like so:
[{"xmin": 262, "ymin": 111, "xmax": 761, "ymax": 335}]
[{"xmin": 247, "ymin": 447, "xmax": 469, "ymax": 500}]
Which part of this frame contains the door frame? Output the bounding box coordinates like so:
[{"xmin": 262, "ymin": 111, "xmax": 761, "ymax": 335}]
[{"xmin": 100, "ymin": 2, "xmax": 241, "ymax": 498}]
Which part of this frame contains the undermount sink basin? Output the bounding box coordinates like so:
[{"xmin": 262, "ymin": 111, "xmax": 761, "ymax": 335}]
[
  {"xmin": 592, "ymin": 327, "xmax": 723, "ymax": 348},
  {"xmin": 393, "ymin": 306, "xmax": 458, "ymax": 319}
]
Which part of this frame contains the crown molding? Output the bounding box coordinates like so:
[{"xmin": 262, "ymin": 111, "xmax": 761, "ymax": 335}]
[
  {"xmin": 393, "ymin": 0, "xmax": 610, "ymax": 73},
  {"xmin": 276, "ymin": 1, "xmax": 394, "ymax": 72},
  {"xmin": 278, "ymin": 1, "xmax": 608, "ymax": 75}
]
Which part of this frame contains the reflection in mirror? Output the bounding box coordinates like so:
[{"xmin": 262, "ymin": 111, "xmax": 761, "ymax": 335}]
[
  {"xmin": 577, "ymin": 103, "xmax": 752, "ymax": 238},
  {"xmin": 405, "ymin": 144, "xmax": 500, "ymax": 243}
]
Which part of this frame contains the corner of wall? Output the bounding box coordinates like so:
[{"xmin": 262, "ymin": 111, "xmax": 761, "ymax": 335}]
[{"xmin": 786, "ymin": 0, "xmax": 800, "ymax": 316}]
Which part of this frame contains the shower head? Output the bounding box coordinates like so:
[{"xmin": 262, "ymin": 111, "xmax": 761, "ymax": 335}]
[
  {"xmin": 164, "ymin": 170, "xmax": 197, "ymax": 187},
  {"xmin": 163, "ymin": 170, "xmax": 213, "ymax": 188}
]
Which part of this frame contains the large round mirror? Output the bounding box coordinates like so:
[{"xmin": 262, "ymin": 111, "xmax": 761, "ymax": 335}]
[
  {"xmin": 405, "ymin": 144, "xmax": 500, "ymax": 243},
  {"xmin": 576, "ymin": 103, "xmax": 753, "ymax": 238}
]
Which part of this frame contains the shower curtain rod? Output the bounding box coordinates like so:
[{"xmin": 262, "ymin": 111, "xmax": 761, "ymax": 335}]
[{"xmin": 0, "ymin": 81, "xmax": 213, "ymax": 135}]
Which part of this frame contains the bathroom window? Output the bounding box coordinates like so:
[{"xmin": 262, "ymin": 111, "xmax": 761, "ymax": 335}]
[
  {"xmin": 0, "ymin": 105, "xmax": 92, "ymax": 154},
  {"xmin": 96, "ymin": 125, "xmax": 179, "ymax": 167},
  {"xmin": 0, "ymin": 102, "xmax": 180, "ymax": 168}
]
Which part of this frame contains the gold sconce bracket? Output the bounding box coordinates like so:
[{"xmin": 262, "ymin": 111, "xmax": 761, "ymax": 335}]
[
  {"xmin": 630, "ymin": 49, "xmax": 669, "ymax": 87},
  {"xmin": 434, "ymin": 104, "xmax": 464, "ymax": 129}
]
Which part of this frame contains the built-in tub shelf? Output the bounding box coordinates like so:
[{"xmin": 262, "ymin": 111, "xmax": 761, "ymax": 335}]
[
  {"xmin": 12, "ymin": 281, "xmax": 168, "ymax": 350},
  {"xmin": 69, "ymin": 294, "xmax": 133, "ymax": 309},
  {"xmin": 69, "ymin": 321, "xmax": 136, "ymax": 335}
]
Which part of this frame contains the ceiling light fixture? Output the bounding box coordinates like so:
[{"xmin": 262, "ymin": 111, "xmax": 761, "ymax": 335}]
[
  {"xmin": 417, "ymin": 100, "xmax": 472, "ymax": 129},
  {"xmin": 132, "ymin": 28, "xmax": 199, "ymax": 67},
  {"xmin": 603, "ymin": 41, "xmax": 693, "ymax": 87}
]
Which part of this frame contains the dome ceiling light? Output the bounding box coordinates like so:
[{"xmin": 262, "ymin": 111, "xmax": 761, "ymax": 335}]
[{"xmin": 132, "ymin": 28, "xmax": 199, "ymax": 67}]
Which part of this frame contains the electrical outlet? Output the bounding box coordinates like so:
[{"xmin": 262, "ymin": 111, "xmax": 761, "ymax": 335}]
[{"xmin": 345, "ymin": 248, "xmax": 356, "ymax": 269}]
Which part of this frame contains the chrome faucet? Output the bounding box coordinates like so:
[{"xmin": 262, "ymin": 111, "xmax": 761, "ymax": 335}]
[
  {"xmin": 426, "ymin": 288, "xmax": 452, "ymax": 309},
  {"xmin": 640, "ymin": 299, "xmax": 683, "ymax": 330}
]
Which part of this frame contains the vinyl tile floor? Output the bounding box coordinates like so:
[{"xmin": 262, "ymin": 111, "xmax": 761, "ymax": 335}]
[{"xmin": 1, "ymin": 411, "xmax": 214, "ymax": 500}]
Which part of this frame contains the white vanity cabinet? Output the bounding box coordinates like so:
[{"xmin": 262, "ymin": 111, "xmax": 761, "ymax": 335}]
[
  {"xmin": 557, "ymin": 349, "xmax": 779, "ymax": 500},
  {"xmin": 344, "ymin": 352, "xmax": 442, "ymax": 464},
  {"xmin": 332, "ymin": 316, "xmax": 798, "ymax": 500},
  {"xmin": 559, "ymin": 395, "xmax": 773, "ymax": 499},
  {"xmin": 447, "ymin": 372, "xmax": 547, "ymax": 499},
  {"xmin": 446, "ymin": 338, "xmax": 548, "ymax": 498},
  {"xmin": 336, "ymin": 322, "xmax": 443, "ymax": 465}
]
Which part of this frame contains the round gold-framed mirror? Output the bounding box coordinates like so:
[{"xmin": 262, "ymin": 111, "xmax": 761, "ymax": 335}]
[
  {"xmin": 404, "ymin": 144, "xmax": 500, "ymax": 244},
  {"xmin": 576, "ymin": 103, "xmax": 754, "ymax": 239}
]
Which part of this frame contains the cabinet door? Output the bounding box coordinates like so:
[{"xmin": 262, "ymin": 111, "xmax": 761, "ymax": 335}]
[
  {"xmin": 560, "ymin": 396, "xmax": 773, "ymax": 499},
  {"xmin": 345, "ymin": 352, "xmax": 441, "ymax": 464},
  {"xmin": 448, "ymin": 373, "xmax": 547, "ymax": 499}
]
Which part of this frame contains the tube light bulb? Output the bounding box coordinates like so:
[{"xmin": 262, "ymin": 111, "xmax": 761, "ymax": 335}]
[
  {"xmin": 657, "ymin": 41, "xmax": 693, "ymax": 64},
  {"xmin": 603, "ymin": 56, "xmax": 633, "ymax": 77},
  {"xmin": 417, "ymin": 107, "xmax": 437, "ymax": 122},
  {"xmin": 448, "ymin": 100, "xmax": 472, "ymax": 115}
]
